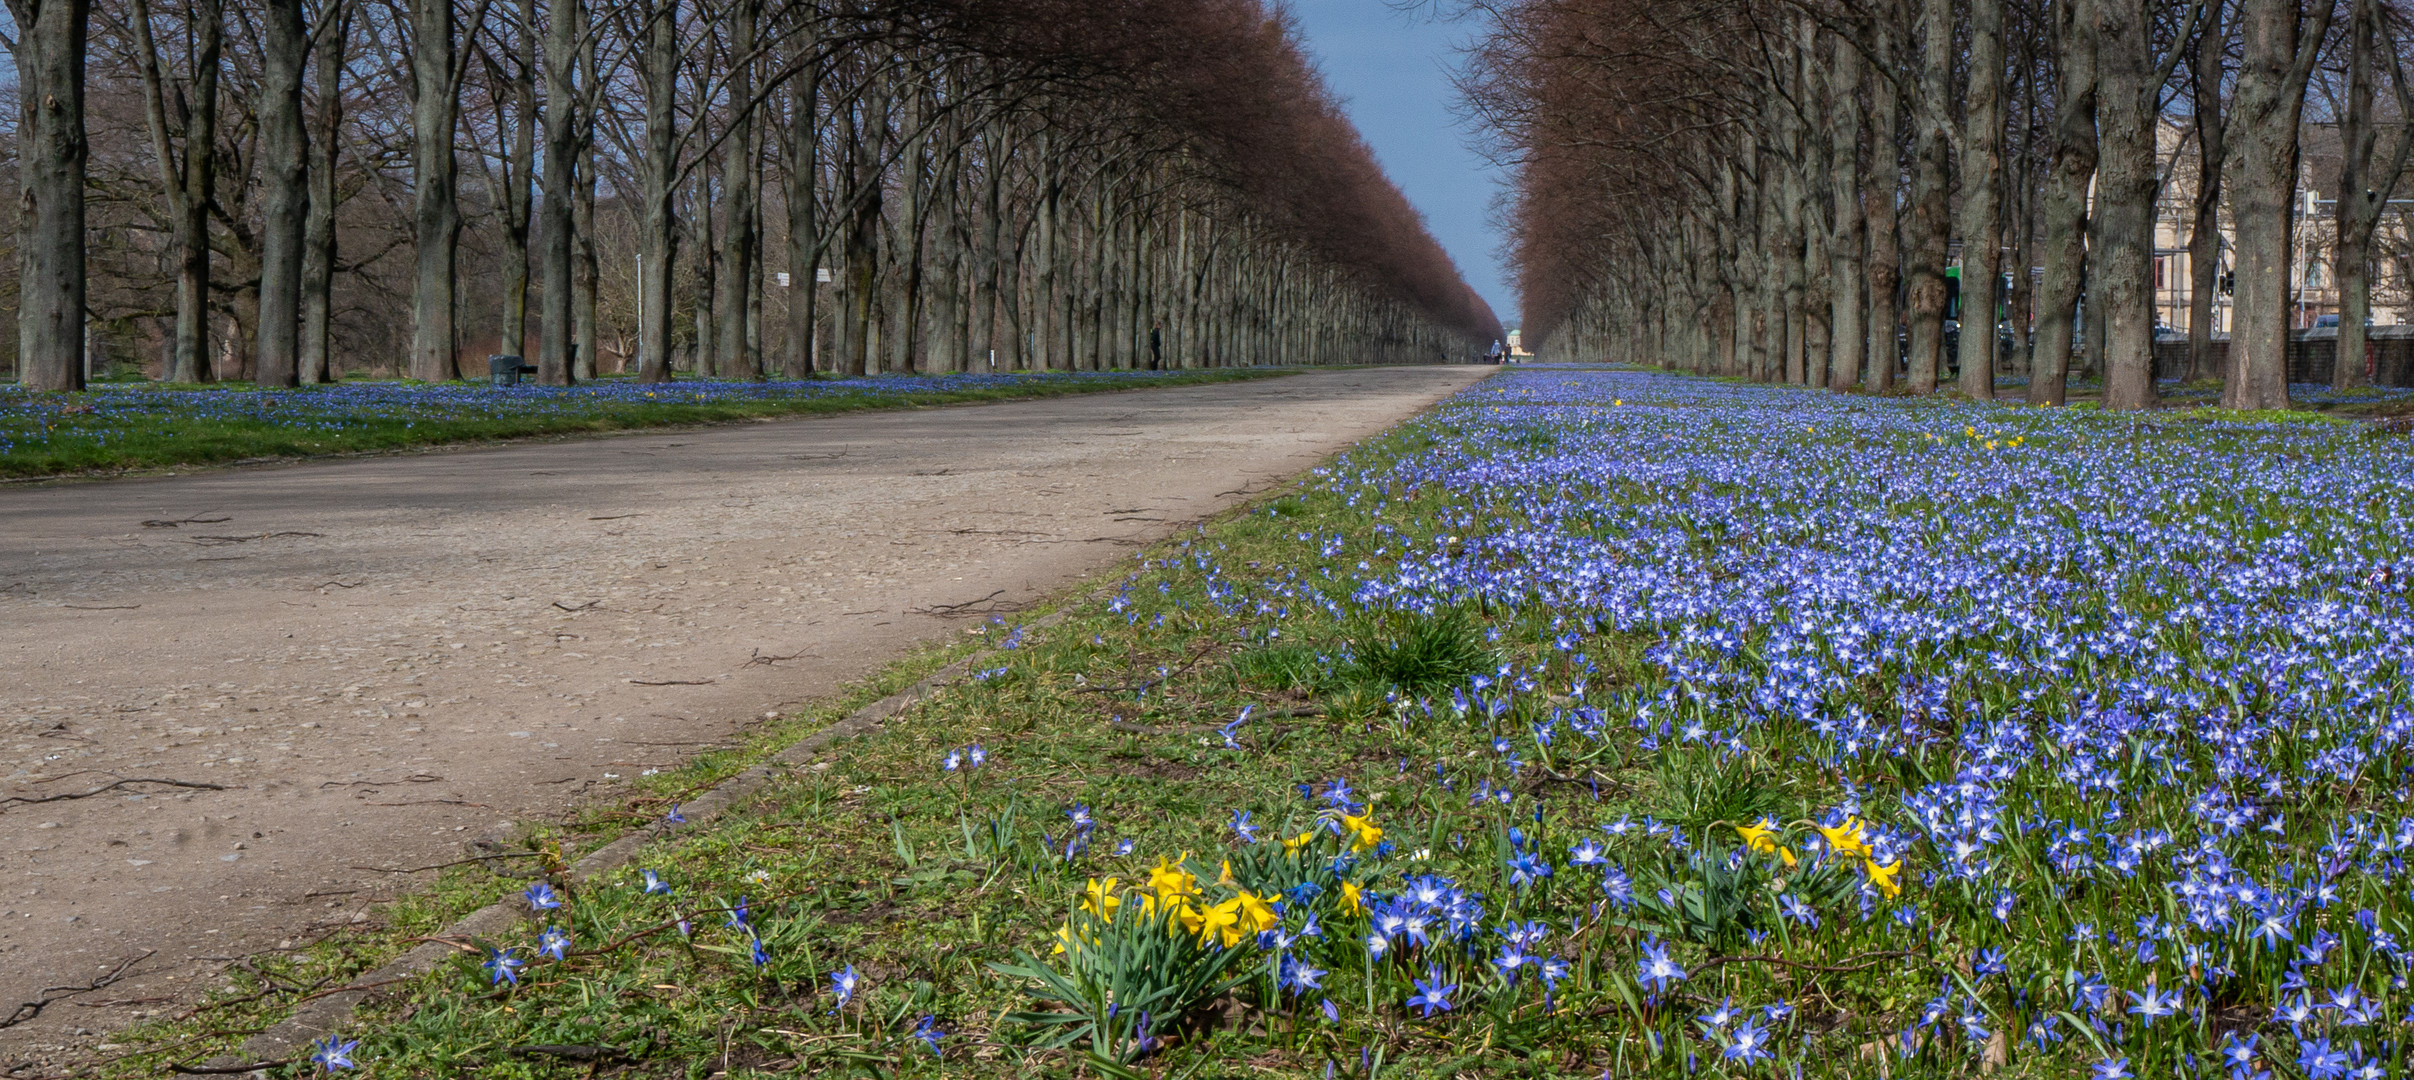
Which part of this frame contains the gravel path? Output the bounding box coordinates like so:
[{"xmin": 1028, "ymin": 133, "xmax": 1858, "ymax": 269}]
[{"xmin": 0, "ymin": 365, "xmax": 1488, "ymax": 1065}]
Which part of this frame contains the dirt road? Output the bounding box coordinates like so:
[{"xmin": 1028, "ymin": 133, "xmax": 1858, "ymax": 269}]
[{"xmin": 0, "ymin": 366, "xmax": 1487, "ymax": 1064}]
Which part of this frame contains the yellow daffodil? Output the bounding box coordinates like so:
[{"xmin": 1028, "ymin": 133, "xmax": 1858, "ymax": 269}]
[
  {"xmin": 1865, "ymin": 858, "xmax": 1903, "ymax": 899},
  {"xmin": 1194, "ymin": 897, "xmax": 1245, "ymax": 948},
  {"xmin": 1080, "ymin": 877, "xmax": 1120, "ymax": 919},
  {"xmin": 1218, "ymin": 860, "xmax": 1237, "ymax": 887},
  {"xmin": 1815, "ymin": 817, "xmax": 1873, "ymax": 860},
  {"xmin": 1735, "ymin": 817, "xmax": 1780, "ymax": 855},
  {"xmin": 1236, "ymin": 891, "xmax": 1280, "ymax": 934},
  {"xmin": 1147, "ymin": 854, "xmax": 1198, "ymax": 902},
  {"xmin": 1282, "ymin": 831, "xmax": 1318, "ymax": 854},
  {"xmin": 1052, "ymin": 921, "xmax": 1098, "ymax": 955},
  {"xmin": 1964, "ymin": 425, "xmax": 1977, "ymax": 437},
  {"xmin": 1338, "ymin": 812, "xmax": 1383, "ymax": 853},
  {"xmin": 1340, "ymin": 880, "xmax": 1366, "ymax": 916}
]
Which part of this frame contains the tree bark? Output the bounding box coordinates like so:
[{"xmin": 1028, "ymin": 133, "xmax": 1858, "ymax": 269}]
[
  {"xmin": 716, "ymin": 0, "xmax": 760, "ymax": 379},
  {"xmin": 255, "ymin": 0, "xmax": 307, "ymax": 386},
  {"xmin": 635, "ymin": 0, "xmax": 678, "ymax": 383},
  {"xmin": 536, "ymin": 0, "xmax": 576, "ymax": 382},
  {"xmin": 2228, "ymin": 0, "xmax": 2332, "ymax": 409},
  {"xmin": 1828, "ymin": 33, "xmax": 1866, "ymax": 392},
  {"xmin": 1866, "ymin": 16, "xmax": 1902, "ymax": 393},
  {"xmin": 1956, "ymin": 0, "xmax": 2006, "ymax": 400},
  {"xmin": 783, "ymin": 68, "xmax": 821, "ymax": 378},
  {"xmin": 299, "ymin": 1, "xmax": 348, "ymax": 384},
  {"xmin": 1904, "ymin": 0, "xmax": 1952, "ymax": 392},
  {"xmin": 2032, "ymin": 0, "xmax": 2097, "ymax": 406},
  {"xmin": 407, "ymin": 0, "xmax": 462, "ymax": 381},
  {"xmin": 2186, "ymin": 0, "xmax": 2227, "ymax": 384},
  {"xmin": 8, "ymin": 0, "xmax": 90, "ymax": 390},
  {"xmin": 2093, "ymin": 0, "xmax": 2161, "ymax": 409}
]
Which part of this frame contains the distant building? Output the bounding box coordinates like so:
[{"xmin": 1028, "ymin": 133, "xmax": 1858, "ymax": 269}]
[{"xmin": 2114, "ymin": 119, "xmax": 2407, "ymax": 334}]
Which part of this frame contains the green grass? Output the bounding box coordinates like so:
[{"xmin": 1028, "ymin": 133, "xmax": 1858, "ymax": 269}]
[{"xmin": 0, "ymin": 368, "xmax": 1298, "ymax": 479}]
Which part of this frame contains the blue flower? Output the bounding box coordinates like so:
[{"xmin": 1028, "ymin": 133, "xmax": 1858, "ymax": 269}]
[
  {"xmin": 523, "ymin": 882, "xmax": 562, "ymax": 912},
  {"xmin": 1723, "ymin": 1017, "xmax": 1775, "ymax": 1064},
  {"xmin": 640, "ymin": 869, "xmax": 672, "ymax": 895},
  {"xmin": 664, "ymin": 804, "xmax": 687, "ymax": 826},
  {"xmin": 484, "ymin": 948, "xmax": 524, "ymax": 986},
  {"xmin": 1279, "ymin": 956, "xmax": 1327, "ymax": 994},
  {"xmin": 750, "ymin": 937, "xmax": 771, "ymax": 967},
  {"xmin": 1231, "ymin": 810, "xmax": 1261, "ymax": 843},
  {"xmin": 1636, "ymin": 936, "xmax": 1687, "ymax": 993},
  {"xmin": 2093, "ymin": 1058, "xmax": 2134, "ymax": 1080},
  {"xmin": 725, "ymin": 896, "xmax": 751, "ymax": 931},
  {"xmin": 910, "ymin": 1015, "xmax": 944, "ymax": 1056},
  {"xmin": 2299, "ymin": 1038, "xmax": 2350, "ymax": 1080},
  {"xmin": 1405, "ymin": 966, "xmax": 1457, "ymax": 1017},
  {"xmin": 537, "ymin": 926, "xmax": 570, "ymax": 961},
  {"xmin": 308, "ymin": 1036, "xmax": 358, "ymax": 1071}
]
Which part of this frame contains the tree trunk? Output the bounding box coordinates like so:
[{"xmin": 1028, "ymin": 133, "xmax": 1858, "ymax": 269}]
[
  {"xmin": 636, "ymin": 0, "xmax": 678, "ymax": 383},
  {"xmin": 127, "ymin": 0, "xmax": 220, "ymax": 383},
  {"xmin": 2186, "ymin": 0, "xmax": 2227, "ymax": 384},
  {"xmin": 1866, "ymin": 19, "xmax": 1902, "ymax": 394},
  {"xmin": 9, "ymin": 0, "xmax": 90, "ymax": 390},
  {"xmin": 536, "ymin": 0, "xmax": 576, "ymax": 382},
  {"xmin": 407, "ymin": 0, "xmax": 460, "ymax": 381},
  {"xmin": 2031, "ymin": 0, "xmax": 2096, "ymax": 406},
  {"xmin": 299, "ymin": 2, "xmax": 348, "ymax": 384},
  {"xmin": 716, "ymin": 0, "xmax": 759, "ymax": 379},
  {"xmin": 255, "ymin": 0, "xmax": 306, "ymax": 386},
  {"xmin": 2228, "ymin": 0, "xmax": 2331, "ymax": 409},
  {"xmin": 2330, "ymin": 0, "xmax": 2413, "ymax": 393},
  {"xmin": 2093, "ymin": 0, "xmax": 2160, "ymax": 409},
  {"xmin": 1956, "ymin": 0, "xmax": 2005, "ymax": 400},
  {"xmin": 493, "ymin": 0, "xmax": 537, "ymax": 376},
  {"xmin": 783, "ymin": 70, "xmax": 820, "ymax": 378},
  {"xmin": 572, "ymin": 5, "xmax": 598, "ymax": 379},
  {"xmin": 1904, "ymin": 0, "xmax": 1952, "ymax": 393},
  {"xmin": 1828, "ymin": 34, "xmax": 1866, "ymax": 392}
]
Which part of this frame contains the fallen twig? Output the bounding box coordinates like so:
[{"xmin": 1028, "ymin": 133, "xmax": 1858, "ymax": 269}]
[
  {"xmin": 588, "ymin": 513, "xmax": 643, "ymax": 521},
  {"xmin": 1, "ymin": 950, "xmax": 153, "ymax": 1029},
  {"xmin": 166, "ymin": 1058, "xmax": 294, "ymax": 1075},
  {"xmin": 319, "ymin": 774, "xmax": 441, "ymax": 789},
  {"xmin": 183, "ymin": 531, "xmax": 322, "ymax": 546},
  {"xmin": 350, "ymin": 851, "xmax": 542, "ymax": 874},
  {"xmin": 910, "ymin": 589, "xmax": 1033, "ymax": 619},
  {"xmin": 1, "ymin": 777, "xmax": 225, "ymax": 808},
  {"xmin": 1695, "ymin": 949, "xmax": 1913, "ymax": 975},
  {"xmin": 552, "ymin": 599, "xmax": 601, "ymax": 612},
  {"xmin": 141, "ymin": 515, "xmax": 231, "ymax": 528},
  {"xmin": 510, "ymin": 1045, "xmax": 631, "ymax": 1064},
  {"xmin": 627, "ymin": 677, "xmax": 716, "ymax": 686},
  {"xmin": 61, "ymin": 604, "xmax": 140, "ymax": 611}
]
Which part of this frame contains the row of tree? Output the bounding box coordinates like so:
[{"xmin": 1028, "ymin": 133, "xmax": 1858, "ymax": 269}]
[
  {"xmin": 1467, "ymin": 0, "xmax": 2404, "ymax": 409},
  {"xmin": 4, "ymin": 0, "xmax": 1500, "ymax": 391}
]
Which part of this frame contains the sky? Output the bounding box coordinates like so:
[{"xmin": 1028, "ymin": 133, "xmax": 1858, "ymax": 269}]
[{"xmin": 1285, "ymin": 1, "xmax": 1517, "ymax": 330}]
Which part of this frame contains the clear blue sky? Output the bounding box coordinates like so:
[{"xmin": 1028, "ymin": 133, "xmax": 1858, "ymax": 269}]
[{"xmin": 1286, "ymin": 0, "xmax": 1516, "ymax": 330}]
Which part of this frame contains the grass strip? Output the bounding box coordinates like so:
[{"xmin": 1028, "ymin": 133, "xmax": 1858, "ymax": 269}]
[{"xmin": 0, "ymin": 368, "xmax": 1296, "ymax": 479}]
